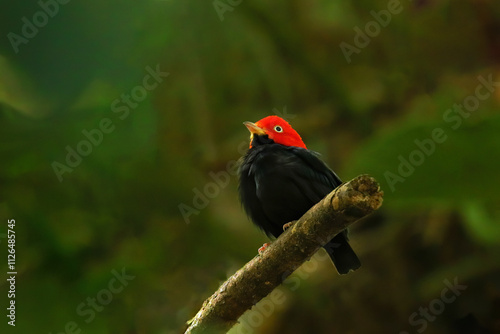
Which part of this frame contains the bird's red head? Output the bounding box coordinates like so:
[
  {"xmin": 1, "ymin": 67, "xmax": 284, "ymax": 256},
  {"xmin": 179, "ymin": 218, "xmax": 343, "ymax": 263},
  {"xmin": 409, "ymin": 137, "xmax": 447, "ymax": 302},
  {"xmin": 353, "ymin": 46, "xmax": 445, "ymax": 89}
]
[{"xmin": 244, "ymin": 116, "xmax": 307, "ymax": 149}]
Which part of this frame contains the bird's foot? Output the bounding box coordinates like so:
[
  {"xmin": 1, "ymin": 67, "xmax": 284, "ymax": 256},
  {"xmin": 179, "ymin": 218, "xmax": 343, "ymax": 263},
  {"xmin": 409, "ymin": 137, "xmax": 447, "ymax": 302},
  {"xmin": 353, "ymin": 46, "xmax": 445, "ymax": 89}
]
[
  {"xmin": 282, "ymin": 220, "xmax": 297, "ymax": 231},
  {"xmin": 258, "ymin": 243, "xmax": 271, "ymax": 255}
]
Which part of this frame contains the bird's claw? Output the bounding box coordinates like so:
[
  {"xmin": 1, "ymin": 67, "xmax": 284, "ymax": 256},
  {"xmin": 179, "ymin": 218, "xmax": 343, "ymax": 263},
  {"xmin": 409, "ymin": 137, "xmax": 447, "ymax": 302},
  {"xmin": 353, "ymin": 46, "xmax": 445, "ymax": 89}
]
[
  {"xmin": 283, "ymin": 220, "xmax": 297, "ymax": 231},
  {"xmin": 258, "ymin": 243, "xmax": 271, "ymax": 255}
]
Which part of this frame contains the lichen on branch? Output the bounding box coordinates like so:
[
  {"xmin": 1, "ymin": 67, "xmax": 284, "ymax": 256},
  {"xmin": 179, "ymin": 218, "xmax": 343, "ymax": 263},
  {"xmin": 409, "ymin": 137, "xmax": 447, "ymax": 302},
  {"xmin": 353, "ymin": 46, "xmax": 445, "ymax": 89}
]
[{"xmin": 184, "ymin": 174, "xmax": 384, "ymax": 334}]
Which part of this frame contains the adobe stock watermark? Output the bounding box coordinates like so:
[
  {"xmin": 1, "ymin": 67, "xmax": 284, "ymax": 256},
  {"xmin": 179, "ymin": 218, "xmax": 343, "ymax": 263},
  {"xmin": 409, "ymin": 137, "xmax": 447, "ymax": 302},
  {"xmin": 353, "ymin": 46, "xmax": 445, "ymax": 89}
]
[
  {"xmin": 178, "ymin": 107, "xmax": 296, "ymax": 224},
  {"xmin": 49, "ymin": 268, "xmax": 135, "ymax": 334},
  {"xmin": 51, "ymin": 64, "xmax": 169, "ymax": 182},
  {"xmin": 384, "ymin": 74, "xmax": 500, "ymax": 192},
  {"xmin": 400, "ymin": 277, "xmax": 467, "ymax": 334},
  {"xmin": 235, "ymin": 249, "xmax": 331, "ymax": 334},
  {"xmin": 339, "ymin": 0, "xmax": 407, "ymax": 64},
  {"xmin": 7, "ymin": 0, "xmax": 71, "ymax": 54},
  {"xmin": 213, "ymin": 0, "xmax": 243, "ymax": 21}
]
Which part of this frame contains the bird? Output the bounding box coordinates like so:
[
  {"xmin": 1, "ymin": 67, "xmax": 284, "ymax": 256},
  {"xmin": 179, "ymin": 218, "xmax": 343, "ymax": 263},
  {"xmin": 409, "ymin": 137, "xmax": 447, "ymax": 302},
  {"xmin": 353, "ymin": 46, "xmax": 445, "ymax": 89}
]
[{"xmin": 238, "ymin": 115, "xmax": 361, "ymax": 274}]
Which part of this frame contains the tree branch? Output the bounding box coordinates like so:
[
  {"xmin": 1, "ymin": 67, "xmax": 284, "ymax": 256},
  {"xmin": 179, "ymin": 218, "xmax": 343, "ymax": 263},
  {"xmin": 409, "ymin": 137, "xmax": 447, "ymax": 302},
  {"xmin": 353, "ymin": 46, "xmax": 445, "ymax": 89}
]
[{"xmin": 184, "ymin": 174, "xmax": 384, "ymax": 334}]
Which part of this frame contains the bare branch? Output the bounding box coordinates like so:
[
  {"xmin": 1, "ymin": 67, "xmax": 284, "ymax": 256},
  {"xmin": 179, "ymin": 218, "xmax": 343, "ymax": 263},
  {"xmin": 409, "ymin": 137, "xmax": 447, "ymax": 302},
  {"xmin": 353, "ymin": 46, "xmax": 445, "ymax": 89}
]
[{"xmin": 184, "ymin": 174, "xmax": 384, "ymax": 334}]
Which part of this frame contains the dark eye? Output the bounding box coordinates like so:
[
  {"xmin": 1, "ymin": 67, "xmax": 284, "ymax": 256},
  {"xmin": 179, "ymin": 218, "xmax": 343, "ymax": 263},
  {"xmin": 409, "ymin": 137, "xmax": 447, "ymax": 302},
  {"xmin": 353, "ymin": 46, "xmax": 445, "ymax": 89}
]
[{"xmin": 274, "ymin": 125, "xmax": 283, "ymax": 133}]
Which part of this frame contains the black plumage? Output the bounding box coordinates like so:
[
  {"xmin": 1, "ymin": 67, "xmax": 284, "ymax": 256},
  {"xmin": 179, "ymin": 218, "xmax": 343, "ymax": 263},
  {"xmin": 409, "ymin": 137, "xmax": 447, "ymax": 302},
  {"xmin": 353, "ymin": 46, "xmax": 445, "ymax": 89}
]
[{"xmin": 238, "ymin": 133, "xmax": 361, "ymax": 274}]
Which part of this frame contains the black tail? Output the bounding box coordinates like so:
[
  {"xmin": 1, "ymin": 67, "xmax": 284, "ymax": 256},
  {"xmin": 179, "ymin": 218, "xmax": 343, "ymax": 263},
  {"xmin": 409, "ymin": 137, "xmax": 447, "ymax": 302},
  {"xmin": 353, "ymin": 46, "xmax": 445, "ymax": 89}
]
[{"xmin": 323, "ymin": 232, "xmax": 361, "ymax": 275}]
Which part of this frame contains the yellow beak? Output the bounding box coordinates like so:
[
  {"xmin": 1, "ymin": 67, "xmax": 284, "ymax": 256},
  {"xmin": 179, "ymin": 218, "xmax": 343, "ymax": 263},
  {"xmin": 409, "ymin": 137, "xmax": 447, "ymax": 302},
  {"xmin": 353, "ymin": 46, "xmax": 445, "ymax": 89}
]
[{"xmin": 243, "ymin": 121, "xmax": 266, "ymax": 136}]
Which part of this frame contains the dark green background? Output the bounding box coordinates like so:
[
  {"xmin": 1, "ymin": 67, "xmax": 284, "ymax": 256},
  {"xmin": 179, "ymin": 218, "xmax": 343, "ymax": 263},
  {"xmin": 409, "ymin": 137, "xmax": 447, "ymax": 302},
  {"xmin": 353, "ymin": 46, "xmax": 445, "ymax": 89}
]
[{"xmin": 1, "ymin": 1, "xmax": 499, "ymax": 333}]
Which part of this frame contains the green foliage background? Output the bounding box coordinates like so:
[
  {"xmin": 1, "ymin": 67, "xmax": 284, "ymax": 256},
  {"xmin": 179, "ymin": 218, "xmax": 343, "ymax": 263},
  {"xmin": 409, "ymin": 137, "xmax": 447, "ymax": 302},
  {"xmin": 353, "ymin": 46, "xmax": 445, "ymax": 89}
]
[{"xmin": 0, "ymin": 0, "xmax": 499, "ymax": 333}]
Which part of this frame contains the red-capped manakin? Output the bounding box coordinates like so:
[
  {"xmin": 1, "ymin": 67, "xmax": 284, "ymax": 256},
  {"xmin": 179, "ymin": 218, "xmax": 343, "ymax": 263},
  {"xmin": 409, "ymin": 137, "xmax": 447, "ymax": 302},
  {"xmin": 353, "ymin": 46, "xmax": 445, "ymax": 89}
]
[{"xmin": 238, "ymin": 116, "xmax": 360, "ymax": 274}]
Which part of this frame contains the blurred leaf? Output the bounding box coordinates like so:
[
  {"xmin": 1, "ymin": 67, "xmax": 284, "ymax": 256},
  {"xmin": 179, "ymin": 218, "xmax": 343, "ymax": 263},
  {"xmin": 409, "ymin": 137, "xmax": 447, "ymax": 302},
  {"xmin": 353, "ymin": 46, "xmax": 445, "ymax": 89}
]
[
  {"xmin": 347, "ymin": 113, "xmax": 500, "ymax": 207},
  {"xmin": 461, "ymin": 202, "xmax": 500, "ymax": 246}
]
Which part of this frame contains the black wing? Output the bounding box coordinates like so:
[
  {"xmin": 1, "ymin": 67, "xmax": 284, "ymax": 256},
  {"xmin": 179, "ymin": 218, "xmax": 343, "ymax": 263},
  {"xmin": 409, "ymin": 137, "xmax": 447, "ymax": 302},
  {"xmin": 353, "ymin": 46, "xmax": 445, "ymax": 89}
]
[{"xmin": 239, "ymin": 144, "xmax": 342, "ymax": 238}]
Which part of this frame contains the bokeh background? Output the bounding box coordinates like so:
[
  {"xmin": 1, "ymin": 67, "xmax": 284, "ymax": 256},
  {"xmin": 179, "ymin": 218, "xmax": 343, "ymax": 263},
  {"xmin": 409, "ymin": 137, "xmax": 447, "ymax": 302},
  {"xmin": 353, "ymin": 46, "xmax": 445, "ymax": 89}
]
[{"xmin": 1, "ymin": 0, "xmax": 500, "ymax": 333}]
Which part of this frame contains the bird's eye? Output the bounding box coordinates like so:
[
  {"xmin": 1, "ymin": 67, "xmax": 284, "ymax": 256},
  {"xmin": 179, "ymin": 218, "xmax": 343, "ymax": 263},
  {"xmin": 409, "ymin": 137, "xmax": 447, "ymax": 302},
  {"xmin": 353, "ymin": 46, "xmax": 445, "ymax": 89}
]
[{"xmin": 274, "ymin": 125, "xmax": 283, "ymax": 133}]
